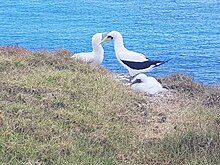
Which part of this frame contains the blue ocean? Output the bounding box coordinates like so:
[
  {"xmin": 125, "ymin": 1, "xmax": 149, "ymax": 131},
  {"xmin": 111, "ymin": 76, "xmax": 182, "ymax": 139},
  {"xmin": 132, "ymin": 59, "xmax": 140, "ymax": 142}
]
[{"xmin": 0, "ymin": 0, "xmax": 219, "ymax": 84}]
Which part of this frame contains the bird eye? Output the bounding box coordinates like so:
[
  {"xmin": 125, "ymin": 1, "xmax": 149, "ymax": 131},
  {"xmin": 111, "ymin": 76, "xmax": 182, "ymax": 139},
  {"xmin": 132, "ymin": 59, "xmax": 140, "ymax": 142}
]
[
  {"xmin": 107, "ymin": 36, "xmax": 113, "ymax": 40},
  {"xmin": 136, "ymin": 79, "xmax": 142, "ymax": 83}
]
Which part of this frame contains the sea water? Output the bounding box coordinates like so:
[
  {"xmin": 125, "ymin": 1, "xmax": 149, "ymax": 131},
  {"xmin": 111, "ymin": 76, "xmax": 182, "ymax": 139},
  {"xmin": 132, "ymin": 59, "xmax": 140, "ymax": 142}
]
[{"xmin": 0, "ymin": 0, "xmax": 219, "ymax": 84}]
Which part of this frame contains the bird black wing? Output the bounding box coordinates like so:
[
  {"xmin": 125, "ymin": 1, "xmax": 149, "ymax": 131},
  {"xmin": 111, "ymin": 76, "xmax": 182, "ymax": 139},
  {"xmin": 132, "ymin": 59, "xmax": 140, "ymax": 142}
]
[{"xmin": 121, "ymin": 59, "xmax": 168, "ymax": 70}]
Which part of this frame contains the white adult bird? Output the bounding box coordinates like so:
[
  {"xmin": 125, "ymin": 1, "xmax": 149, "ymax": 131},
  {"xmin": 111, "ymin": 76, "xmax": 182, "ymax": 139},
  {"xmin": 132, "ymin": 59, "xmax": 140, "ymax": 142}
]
[
  {"xmin": 73, "ymin": 32, "xmax": 107, "ymax": 65},
  {"xmin": 101, "ymin": 31, "xmax": 169, "ymax": 78},
  {"xmin": 130, "ymin": 73, "xmax": 167, "ymax": 95}
]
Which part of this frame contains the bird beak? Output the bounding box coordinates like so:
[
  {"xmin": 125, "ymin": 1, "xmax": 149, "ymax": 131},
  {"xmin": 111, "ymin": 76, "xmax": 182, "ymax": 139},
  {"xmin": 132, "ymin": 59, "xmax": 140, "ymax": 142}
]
[
  {"xmin": 101, "ymin": 32, "xmax": 108, "ymax": 39},
  {"xmin": 100, "ymin": 36, "xmax": 111, "ymax": 44}
]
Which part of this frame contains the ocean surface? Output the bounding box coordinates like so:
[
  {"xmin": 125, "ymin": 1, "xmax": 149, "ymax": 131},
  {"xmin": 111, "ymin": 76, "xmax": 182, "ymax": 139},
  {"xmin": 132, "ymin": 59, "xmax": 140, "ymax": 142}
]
[{"xmin": 0, "ymin": 0, "xmax": 220, "ymax": 84}]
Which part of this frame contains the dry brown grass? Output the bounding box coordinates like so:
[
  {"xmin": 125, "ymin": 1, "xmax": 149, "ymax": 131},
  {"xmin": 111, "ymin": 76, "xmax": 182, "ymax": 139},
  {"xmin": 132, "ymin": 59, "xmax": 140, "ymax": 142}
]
[
  {"xmin": 0, "ymin": 46, "xmax": 220, "ymax": 165},
  {"xmin": 160, "ymin": 73, "xmax": 220, "ymax": 108}
]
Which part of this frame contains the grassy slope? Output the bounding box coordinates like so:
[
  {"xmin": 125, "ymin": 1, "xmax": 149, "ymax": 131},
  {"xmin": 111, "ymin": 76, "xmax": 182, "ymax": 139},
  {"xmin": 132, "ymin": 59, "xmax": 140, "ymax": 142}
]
[{"xmin": 0, "ymin": 46, "xmax": 220, "ymax": 165}]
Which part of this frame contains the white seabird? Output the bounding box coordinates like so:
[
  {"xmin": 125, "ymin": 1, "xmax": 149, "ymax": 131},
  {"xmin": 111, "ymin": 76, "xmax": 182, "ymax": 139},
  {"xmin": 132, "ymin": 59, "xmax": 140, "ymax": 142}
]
[
  {"xmin": 101, "ymin": 31, "xmax": 169, "ymax": 77},
  {"xmin": 73, "ymin": 32, "xmax": 107, "ymax": 65},
  {"xmin": 130, "ymin": 73, "xmax": 167, "ymax": 95}
]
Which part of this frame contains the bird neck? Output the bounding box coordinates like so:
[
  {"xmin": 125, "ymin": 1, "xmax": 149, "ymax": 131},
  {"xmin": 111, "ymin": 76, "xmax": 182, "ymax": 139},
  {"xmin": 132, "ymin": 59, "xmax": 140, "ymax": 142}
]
[
  {"xmin": 92, "ymin": 44, "xmax": 104, "ymax": 60},
  {"xmin": 113, "ymin": 35, "xmax": 126, "ymax": 53},
  {"xmin": 93, "ymin": 42, "xmax": 103, "ymax": 51}
]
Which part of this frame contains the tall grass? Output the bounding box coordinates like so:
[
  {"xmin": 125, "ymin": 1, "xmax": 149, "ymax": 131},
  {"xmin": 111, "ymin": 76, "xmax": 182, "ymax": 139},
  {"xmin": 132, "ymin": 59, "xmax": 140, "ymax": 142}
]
[{"xmin": 0, "ymin": 46, "xmax": 220, "ymax": 165}]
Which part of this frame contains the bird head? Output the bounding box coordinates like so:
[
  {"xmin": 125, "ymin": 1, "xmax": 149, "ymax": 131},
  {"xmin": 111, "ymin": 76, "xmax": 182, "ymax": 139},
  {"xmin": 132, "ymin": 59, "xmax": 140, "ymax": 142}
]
[
  {"xmin": 100, "ymin": 31, "xmax": 122, "ymax": 44},
  {"xmin": 92, "ymin": 32, "xmax": 108, "ymax": 46},
  {"xmin": 130, "ymin": 74, "xmax": 147, "ymax": 86}
]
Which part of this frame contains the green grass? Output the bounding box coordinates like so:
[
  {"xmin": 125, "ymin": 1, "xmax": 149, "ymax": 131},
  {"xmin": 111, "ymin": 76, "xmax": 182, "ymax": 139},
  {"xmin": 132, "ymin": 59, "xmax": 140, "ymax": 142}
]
[{"xmin": 0, "ymin": 46, "xmax": 220, "ymax": 165}]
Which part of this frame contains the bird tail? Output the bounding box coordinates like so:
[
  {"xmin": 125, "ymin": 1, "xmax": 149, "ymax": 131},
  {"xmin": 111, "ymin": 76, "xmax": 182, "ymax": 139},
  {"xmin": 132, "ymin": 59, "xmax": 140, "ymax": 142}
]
[{"xmin": 155, "ymin": 58, "xmax": 172, "ymax": 66}]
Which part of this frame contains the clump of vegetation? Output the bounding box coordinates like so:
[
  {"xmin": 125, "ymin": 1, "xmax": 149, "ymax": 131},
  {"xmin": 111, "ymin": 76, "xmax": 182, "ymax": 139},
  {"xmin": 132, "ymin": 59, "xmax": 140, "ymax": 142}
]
[
  {"xmin": 0, "ymin": 46, "xmax": 220, "ymax": 165},
  {"xmin": 160, "ymin": 74, "xmax": 220, "ymax": 108}
]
